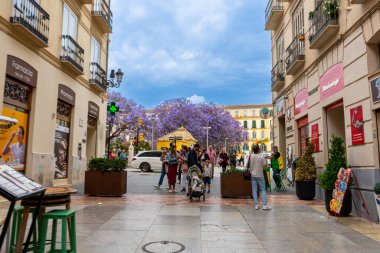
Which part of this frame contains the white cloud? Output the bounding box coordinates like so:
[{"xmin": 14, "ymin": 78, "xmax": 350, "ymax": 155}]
[{"xmin": 188, "ymin": 94, "xmax": 206, "ymax": 104}]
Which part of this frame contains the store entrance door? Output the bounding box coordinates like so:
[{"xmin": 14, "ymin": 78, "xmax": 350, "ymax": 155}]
[
  {"xmin": 326, "ymin": 101, "xmax": 345, "ymax": 147},
  {"xmin": 278, "ymin": 117, "xmax": 286, "ymax": 164}
]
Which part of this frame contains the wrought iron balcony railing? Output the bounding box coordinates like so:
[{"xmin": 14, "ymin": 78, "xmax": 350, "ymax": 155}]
[
  {"xmin": 93, "ymin": 0, "xmax": 113, "ymax": 32},
  {"xmin": 265, "ymin": 0, "xmax": 284, "ymax": 28},
  {"xmin": 10, "ymin": 0, "xmax": 50, "ymax": 45},
  {"xmin": 61, "ymin": 35, "xmax": 84, "ymax": 74},
  {"xmin": 271, "ymin": 60, "xmax": 285, "ymax": 89},
  {"xmin": 90, "ymin": 62, "xmax": 107, "ymax": 91},
  {"xmin": 309, "ymin": 0, "xmax": 339, "ymax": 46},
  {"xmin": 286, "ymin": 34, "xmax": 305, "ymax": 73}
]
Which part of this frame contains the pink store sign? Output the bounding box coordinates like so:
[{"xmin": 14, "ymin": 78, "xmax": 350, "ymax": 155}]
[
  {"xmin": 320, "ymin": 63, "xmax": 344, "ymax": 101},
  {"xmin": 294, "ymin": 89, "xmax": 308, "ymax": 116}
]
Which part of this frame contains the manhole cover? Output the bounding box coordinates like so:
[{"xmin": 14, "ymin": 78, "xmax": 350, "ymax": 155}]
[{"xmin": 142, "ymin": 241, "xmax": 185, "ymax": 253}]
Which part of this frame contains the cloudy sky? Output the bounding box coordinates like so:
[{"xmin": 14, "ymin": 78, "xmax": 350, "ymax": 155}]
[{"xmin": 108, "ymin": 0, "xmax": 271, "ymax": 108}]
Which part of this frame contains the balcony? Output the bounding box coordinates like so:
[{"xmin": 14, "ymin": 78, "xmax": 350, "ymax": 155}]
[
  {"xmin": 80, "ymin": 0, "xmax": 93, "ymax": 4},
  {"xmin": 10, "ymin": 0, "xmax": 50, "ymax": 47},
  {"xmin": 92, "ymin": 0, "xmax": 113, "ymax": 33},
  {"xmin": 286, "ymin": 35, "xmax": 305, "ymax": 75},
  {"xmin": 90, "ymin": 63, "xmax": 107, "ymax": 91},
  {"xmin": 265, "ymin": 1, "xmax": 284, "ymax": 31},
  {"xmin": 350, "ymin": 0, "xmax": 370, "ymax": 3},
  {"xmin": 309, "ymin": 0, "xmax": 339, "ymax": 49},
  {"xmin": 271, "ymin": 60, "xmax": 285, "ymax": 91},
  {"xmin": 60, "ymin": 35, "xmax": 84, "ymax": 75}
]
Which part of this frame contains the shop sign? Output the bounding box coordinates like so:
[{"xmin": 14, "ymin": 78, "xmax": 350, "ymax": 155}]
[
  {"xmin": 350, "ymin": 105, "xmax": 364, "ymax": 145},
  {"xmin": 311, "ymin": 124, "xmax": 319, "ymax": 152},
  {"xmin": 88, "ymin": 101, "xmax": 99, "ymax": 118},
  {"xmin": 6, "ymin": 55, "xmax": 38, "ymax": 87},
  {"xmin": 297, "ymin": 116, "xmax": 308, "ymax": 128},
  {"xmin": 320, "ymin": 63, "xmax": 344, "ymax": 101},
  {"xmin": 330, "ymin": 168, "xmax": 352, "ymax": 215},
  {"xmin": 370, "ymin": 76, "xmax": 380, "ymax": 103},
  {"xmin": 294, "ymin": 89, "xmax": 308, "ymax": 116},
  {"xmin": 286, "ymin": 125, "xmax": 293, "ymax": 132},
  {"xmin": 260, "ymin": 108, "xmax": 271, "ymax": 119},
  {"xmin": 0, "ymin": 105, "xmax": 29, "ymax": 172},
  {"xmin": 276, "ymin": 97, "xmax": 285, "ymax": 118},
  {"xmin": 58, "ymin": 84, "xmax": 76, "ymax": 105}
]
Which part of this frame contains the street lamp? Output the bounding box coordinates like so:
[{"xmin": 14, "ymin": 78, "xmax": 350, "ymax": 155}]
[
  {"xmin": 105, "ymin": 68, "xmax": 124, "ymax": 89},
  {"xmin": 203, "ymin": 126, "xmax": 211, "ymax": 148},
  {"xmin": 224, "ymin": 138, "xmax": 229, "ymax": 150}
]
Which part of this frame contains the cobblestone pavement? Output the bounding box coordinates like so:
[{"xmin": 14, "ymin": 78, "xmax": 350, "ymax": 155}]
[{"xmin": 67, "ymin": 167, "xmax": 380, "ymax": 253}]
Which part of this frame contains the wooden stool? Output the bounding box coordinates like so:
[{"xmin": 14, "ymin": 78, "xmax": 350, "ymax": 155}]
[
  {"xmin": 39, "ymin": 210, "xmax": 77, "ymax": 253},
  {"xmin": 9, "ymin": 206, "xmax": 38, "ymax": 253}
]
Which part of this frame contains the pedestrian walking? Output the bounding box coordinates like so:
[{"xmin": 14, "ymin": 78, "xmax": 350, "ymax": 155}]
[
  {"xmin": 247, "ymin": 145, "xmax": 271, "ymax": 210},
  {"xmin": 218, "ymin": 147, "xmax": 229, "ymax": 173},
  {"xmin": 167, "ymin": 146, "xmax": 179, "ymax": 193},
  {"xmin": 188, "ymin": 143, "xmax": 201, "ymax": 169},
  {"xmin": 199, "ymin": 148, "xmax": 210, "ymax": 169},
  {"xmin": 207, "ymin": 145, "xmax": 216, "ymax": 178},
  {"xmin": 203, "ymin": 160, "xmax": 212, "ymax": 193},
  {"xmin": 179, "ymin": 146, "xmax": 189, "ymax": 192},
  {"xmin": 154, "ymin": 148, "xmax": 168, "ymax": 188}
]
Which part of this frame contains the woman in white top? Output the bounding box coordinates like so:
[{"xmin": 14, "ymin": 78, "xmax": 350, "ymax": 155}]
[{"xmin": 247, "ymin": 145, "xmax": 271, "ymax": 210}]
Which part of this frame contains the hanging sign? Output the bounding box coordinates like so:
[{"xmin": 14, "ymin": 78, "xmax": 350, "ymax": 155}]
[
  {"xmin": 311, "ymin": 124, "xmax": 319, "ymax": 152},
  {"xmin": 350, "ymin": 105, "xmax": 364, "ymax": 145},
  {"xmin": 294, "ymin": 89, "xmax": 308, "ymax": 116},
  {"xmin": 6, "ymin": 55, "xmax": 38, "ymax": 87},
  {"xmin": 330, "ymin": 168, "xmax": 352, "ymax": 215},
  {"xmin": 260, "ymin": 108, "xmax": 271, "ymax": 119},
  {"xmin": 320, "ymin": 63, "xmax": 344, "ymax": 101},
  {"xmin": 370, "ymin": 76, "xmax": 380, "ymax": 103},
  {"xmin": 276, "ymin": 97, "xmax": 285, "ymax": 118}
]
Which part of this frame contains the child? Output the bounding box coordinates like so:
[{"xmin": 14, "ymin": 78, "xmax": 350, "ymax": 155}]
[
  {"xmin": 203, "ymin": 160, "xmax": 212, "ymax": 193},
  {"xmin": 192, "ymin": 172, "xmax": 204, "ymax": 194}
]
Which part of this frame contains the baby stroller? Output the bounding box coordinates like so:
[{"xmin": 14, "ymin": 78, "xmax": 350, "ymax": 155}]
[{"xmin": 187, "ymin": 165, "xmax": 205, "ymax": 202}]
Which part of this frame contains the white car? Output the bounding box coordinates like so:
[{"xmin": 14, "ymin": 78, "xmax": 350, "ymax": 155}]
[{"xmin": 131, "ymin": 150, "xmax": 163, "ymax": 172}]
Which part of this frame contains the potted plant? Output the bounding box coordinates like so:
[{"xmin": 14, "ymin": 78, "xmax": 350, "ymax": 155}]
[
  {"xmin": 295, "ymin": 143, "xmax": 317, "ymax": 200},
  {"xmin": 298, "ymin": 34, "xmax": 305, "ymax": 42},
  {"xmin": 374, "ymin": 183, "xmax": 380, "ymax": 221},
  {"xmin": 84, "ymin": 158, "xmax": 127, "ymax": 196},
  {"xmin": 319, "ymin": 136, "xmax": 352, "ymax": 216},
  {"xmin": 323, "ymin": 0, "xmax": 339, "ymax": 20},
  {"xmin": 308, "ymin": 11, "xmax": 314, "ymax": 20},
  {"xmin": 220, "ymin": 167, "xmax": 252, "ymax": 198}
]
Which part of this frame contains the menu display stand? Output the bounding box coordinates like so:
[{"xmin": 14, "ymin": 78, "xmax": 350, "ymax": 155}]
[{"xmin": 0, "ymin": 165, "xmax": 45, "ymax": 253}]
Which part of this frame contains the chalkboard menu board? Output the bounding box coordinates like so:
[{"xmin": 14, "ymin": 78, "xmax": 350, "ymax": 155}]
[{"xmin": 0, "ymin": 165, "xmax": 44, "ymax": 200}]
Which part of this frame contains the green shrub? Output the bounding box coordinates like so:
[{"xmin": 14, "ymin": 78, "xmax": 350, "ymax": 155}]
[
  {"xmin": 319, "ymin": 136, "xmax": 347, "ymax": 190},
  {"xmin": 374, "ymin": 183, "xmax": 380, "ymax": 195},
  {"xmin": 88, "ymin": 158, "xmax": 126, "ymax": 172},
  {"xmin": 295, "ymin": 143, "xmax": 317, "ymax": 181},
  {"xmin": 225, "ymin": 167, "xmax": 245, "ymax": 174}
]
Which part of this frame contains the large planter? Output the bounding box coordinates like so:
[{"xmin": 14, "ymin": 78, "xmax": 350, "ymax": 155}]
[
  {"xmin": 375, "ymin": 194, "xmax": 380, "ymax": 222},
  {"xmin": 84, "ymin": 170, "xmax": 127, "ymax": 196},
  {"xmin": 295, "ymin": 180, "xmax": 315, "ymax": 200},
  {"xmin": 324, "ymin": 189, "xmax": 352, "ymax": 217},
  {"xmin": 220, "ymin": 173, "xmax": 252, "ymax": 198}
]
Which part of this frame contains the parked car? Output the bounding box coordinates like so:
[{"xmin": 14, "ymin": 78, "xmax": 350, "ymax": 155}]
[{"xmin": 131, "ymin": 150, "xmax": 163, "ymax": 172}]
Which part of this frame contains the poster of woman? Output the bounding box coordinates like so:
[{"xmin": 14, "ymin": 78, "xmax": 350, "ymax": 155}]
[{"xmin": 54, "ymin": 124, "xmax": 69, "ymax": 179}]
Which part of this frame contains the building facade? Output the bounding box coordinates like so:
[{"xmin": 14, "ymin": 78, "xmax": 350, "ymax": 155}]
[
  {"xmin": 267, "ymin": 0, "xmax": 380, "ymax": 221},
  {"xmin": 0, "ymin": 0, "xmax": 112, "ymax": 187},
  {"xmin": 222, "ymin": 104, "xmax": 273, "ymax": 153}
]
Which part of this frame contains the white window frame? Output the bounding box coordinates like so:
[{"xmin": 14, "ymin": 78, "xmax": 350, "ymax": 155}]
[
  {"xmin": 91, "ymin": 37, "xmax": 101, "ymax": 64},
  {"xmin": 261, "ymin": 131, "xmax": 265, "ymax": 139},
  {"xmin": 62, "ymin": 4, "xmax": 77, "ymax": 39}
]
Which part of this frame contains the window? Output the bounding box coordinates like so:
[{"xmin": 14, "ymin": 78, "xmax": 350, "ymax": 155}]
[
  {"xmin": 270, "ymin": 131, "xmax": 273, "ymax": 140},
  {"xmin": 62, "ymin": 5, "xmax": 77, "ymax": 38},
  {"xmin": 252, "ymin": 120, "xmax": 256, "ymax": 128},
  {"xmin": 252, "ymin": 132, "xmax": 257, "ymax": 140},
  {"xmin": 244, "ymin": 110, "xmax": 247, "ymax": 117},
  {"xmin": 252, "ymin": 110, "xmax": 256, "ymax": 116},
  {"xmin": 243, "ymin": 121, "xmax": 248, "ymax": 129},
  {"xmin": 270, "ymin": 120, "xmax": 273, "ymax": 127},
  {"xmin": 235, "ymin": 111, "xmax": 239, "ymax": 117},
  {"xmin": 261, "ymin": 131, "xmax": 265, "ymax": 139},
  {"xmin": 261, "ymin": 120, "xmax": 265, "ymax": 128},
  {"xmin": 260, "ymin": 144, "xmax": 267, "ymax": 152},
  {"xmin": 276, "ymin": 33, "xmax": 285, "ymax": 62},
  {"xmin": 292, "ymin": 1, "xmax": 304, "ymax": 38},
  {"xmin": 91, "ymin": 37, "xmax": 101, "ymax": 64}
]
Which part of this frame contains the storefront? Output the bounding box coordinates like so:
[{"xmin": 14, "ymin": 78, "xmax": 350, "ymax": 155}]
[
  {"xmin": 87, "ymin": 101, "xmax": 99, "ymax": 161},
  {"xmin": 294, "ymin": 89, "xmax": 308, "ymax": 156},
  {"xmin": 54, "ymin": 84, "xmax": 75, "ymax": 183},
  {"xmin": 0, "ymin": 55, "xmax": 37, "ymax": 173}
]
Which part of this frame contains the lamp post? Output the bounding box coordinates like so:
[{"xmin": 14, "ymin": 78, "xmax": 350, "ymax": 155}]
[
  {"xmin": 224, "ymin": 138, "xmax": 229, "ymax": 150},
  {"xmin": 105, "ymin": 68, "xmax": 124, "ymax": 89},
  {"xmin": 203, "ymin": 125, "xmax": 211, "ymax": 148}
]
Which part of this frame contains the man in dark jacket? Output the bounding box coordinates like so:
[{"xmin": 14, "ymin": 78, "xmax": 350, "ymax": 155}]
[{"xmin": 188, "ymin": 143, "xmax": 201, "ymax": 168}]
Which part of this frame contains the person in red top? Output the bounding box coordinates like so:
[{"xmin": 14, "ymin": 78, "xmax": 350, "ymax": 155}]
[{"xmin": 218, "ymin": 147, "xmax": 229, "ymax": 173}]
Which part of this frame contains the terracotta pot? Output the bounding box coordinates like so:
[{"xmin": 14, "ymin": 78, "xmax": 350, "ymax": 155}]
[
  {"xmin": 295, "ymin": 180, "xmax": 315, "ymax": 200},
  {"xmin": 220, "ymin": 173, "xmax": 252, "ymax": 198},
  {"xmin": 84, "ymin": 170, "xmax": 127, "ymax": 196},
  {"xmin": 324, "ymin": 189, "xmax": 352, "ymax": 217}
]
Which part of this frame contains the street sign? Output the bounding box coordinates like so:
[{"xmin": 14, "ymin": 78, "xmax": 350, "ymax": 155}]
[
  {"xmin": 138, "ymin": 117, "xmax": 142, "ymax": 126},
  {"xmin": 107, "ymin": 102, "xmax": 119, "ymax": 116}
]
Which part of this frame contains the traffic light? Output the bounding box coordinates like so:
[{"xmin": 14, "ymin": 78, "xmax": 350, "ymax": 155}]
[
  {"xmin": 139, "ymin": 133, "xmax": 144, "ymax": 141},
  {"xmin": 138, "ymin": 117, "xmax": 142, "ymax": 127}
]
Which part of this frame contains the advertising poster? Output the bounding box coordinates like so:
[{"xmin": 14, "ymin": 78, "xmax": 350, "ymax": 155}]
[
  {"xmin": 311, "ymin": 124, "xmax": 319, "ymax": 152},
  {"xmin": 54, "ymin": 123, "xmax": 70, "ymax": 179},
  {"xmin": 0, "ymin": 105, "xmax": 28, "ymax": 172},
  {"xmin": 370, "ymin": 76, "xmax": 380, "ymax": 103},
  {"xmin": 276, "ymin": 97, "xmax": 285, "ymax": 118},
  {"xmin": 330, "ymin": 168, "xmax": 352, "ymax": 215},
  {"xmin": 350, "ymin": 105, "xmax": 364, "ymax": 145}
]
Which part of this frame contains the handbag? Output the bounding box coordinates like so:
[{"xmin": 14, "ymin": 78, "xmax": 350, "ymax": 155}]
[{"xmin": 243, "ymin": 170, "xmax": 251, "ymax": 181}]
